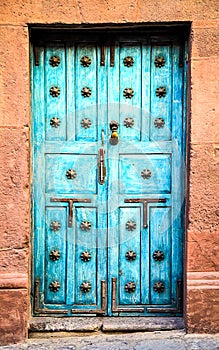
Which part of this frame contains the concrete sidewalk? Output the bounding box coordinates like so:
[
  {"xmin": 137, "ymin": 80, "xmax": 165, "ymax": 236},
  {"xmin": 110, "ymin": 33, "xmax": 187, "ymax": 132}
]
[{"xmin": 1, "ymin": 331, "xmax": 219, "ymax": 350}]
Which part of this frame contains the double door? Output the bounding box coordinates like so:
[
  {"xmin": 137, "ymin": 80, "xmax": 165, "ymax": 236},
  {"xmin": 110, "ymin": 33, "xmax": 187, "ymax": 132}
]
[{"xmin": 31, "ymin": 31, "xmax": 186, "ymax": 316}]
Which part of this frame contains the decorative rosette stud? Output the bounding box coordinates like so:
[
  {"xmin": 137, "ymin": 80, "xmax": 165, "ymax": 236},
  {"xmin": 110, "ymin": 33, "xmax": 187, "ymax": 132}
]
[
  {"xmin": 153, "ymin": 281, "xmax": 165, "ymax": 293},
  {"xmin": 49, "ymin": 56, "xmax": 60, "ymax": 67},
  {"xmin": 126, "ymin": 220, "xmax": 136, "ymax": 231},
  {"xmin": 156, "ymin": 87, "xmax": 166, "ymax": 98},
  {"xmin": 81, "ymin": 87, "xmax": 92, "ymax": 98},
  {"xmin": 80, "ymin": 251, "xmax": 91, "ymax": 262},
  {"xmin": 50, "ymin": 117, "xmax": 61, "ymax": 128},
  {"xmin": 81, "ymin": 118, "xmax": 92, "ymax": 129},
  {"xmin": 141, "ymin": 169, "xmax": 152, "ymax": 179},
  {"xmin": 50, "ymin": 221, "xmax": 61, "ymax": 232},
  {"xmin": 124, "ymin": 117, "xmax": 134, "ymax": 128},
  {"xmin": 123, "ymin": 88, "xmax": 134, "ymax": 99},
  {"xmin": 49, "ymin": 280, "xmax": 60, "ymax": 292},
  {"xmin": 80, "ymin": 56, "xmax": 91, "ymax": 67},
  {"xmin": 49, "ymin": 250, "xmax": 61, "ymax": 261},
  {"xmin": 50, "ymin": 86, "xmax": 60, "ymax": 97},
  {"xmin": 66, "ymin": 169, "xmax": 77, "ymax": 180},
  {"xmin": 154, "ymin": 118, "xmax": 165, "ymax": 128},
  {"xmin": 80, "ymin": 221, "xmax": 91, "ymax": 231},
  {"xmin": 125, "ymin": 281, "xmax": 136, "ymax": 293},
  {"xmin": 153, "ymin": 250, "xmax": 165, "ymax": 261},
  {"xmin": 125, "ymin": 250, "xmax": 137, "ymax": 261},
  {"xmin": 80, "ymin": 281, "xmax": 91, "ymax": 293},
  {"xmin": 154, "ymin": 56, "xmax": 165, "ymax": 68},
  {"xmin": 123, "ymin": 56, "xmax": 134, "ymax": 67}
]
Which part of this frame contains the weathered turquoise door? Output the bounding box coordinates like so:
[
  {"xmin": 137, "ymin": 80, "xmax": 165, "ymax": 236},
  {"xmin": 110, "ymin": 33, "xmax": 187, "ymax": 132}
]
[{"xmin": 31, "ymin": 30, "xmax": 186, "ymax": 316}]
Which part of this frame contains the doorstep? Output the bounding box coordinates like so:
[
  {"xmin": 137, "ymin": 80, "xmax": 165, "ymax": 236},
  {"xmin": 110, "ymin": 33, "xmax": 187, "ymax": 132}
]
[{"xmin": 29, "ymin": 317, "xmax": 185, "ymax": 335}]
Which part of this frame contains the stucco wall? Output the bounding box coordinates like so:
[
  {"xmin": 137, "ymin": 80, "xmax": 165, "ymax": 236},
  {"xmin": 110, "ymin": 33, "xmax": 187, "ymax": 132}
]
[{"xmin": 0, "ymin": 0, "xmax": 218, "ymax": 345}]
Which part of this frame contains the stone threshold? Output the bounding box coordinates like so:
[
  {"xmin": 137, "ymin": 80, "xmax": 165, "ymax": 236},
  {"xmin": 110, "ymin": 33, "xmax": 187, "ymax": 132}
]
[{"xmin": 29, "ymin": 317, "xmax": 185, "ymax": 335}]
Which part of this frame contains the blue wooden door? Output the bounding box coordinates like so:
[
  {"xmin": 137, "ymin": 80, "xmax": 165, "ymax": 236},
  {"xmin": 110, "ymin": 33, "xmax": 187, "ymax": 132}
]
[{"xmin": 31, "ymin": 32, "xmax": 186, "ymax": 316}]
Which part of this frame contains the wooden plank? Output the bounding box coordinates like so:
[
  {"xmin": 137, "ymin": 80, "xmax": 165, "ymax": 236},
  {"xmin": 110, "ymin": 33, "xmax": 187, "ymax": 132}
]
[
  {"xmin": 32, "ymin": 45, "xmax": 46, "ymax": 298},
  {"xmin": 75, "ymin": 45, "xmax": 97, "ymax": 142},
  {"xmin": 119, "ymin": 44, "xmax": 141, "ymax": 142},
  {"xmin": 141, "ymin": 43, "xmax": 151, "ymax": 142},
  {"xmin": 45, "ymin": 45, "xmax": 66, "ymax": 141},
  {"xmin": 150, "ymin": 206, "xmax": 171, "ymax": 305},
  {"xmin": 45, "ymin": 207, "xmax": 67, "ymax": 304},
  {"xmin": 66, "ymin": 44, "xmax": 75, "ymax": 141},
  {"xmin": 107, "ymin": 41, "xmax": 120, "ymax": 315},
  {"xmin": 75, "ymin": 207, "xmax": 97, "ymax": 305},
  {"xmin": 150, "ymin": 45, "xmax": 172, "ymax": 141},
  {"xmin": 119, "ymin": 207, "xmax": 141, "ymax": 305}
]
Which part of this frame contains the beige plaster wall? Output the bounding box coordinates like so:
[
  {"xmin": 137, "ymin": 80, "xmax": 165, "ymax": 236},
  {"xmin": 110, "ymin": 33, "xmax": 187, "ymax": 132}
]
[{"xmin": 0, "ymin": 0, "xmax": 218, "ymax": 345}]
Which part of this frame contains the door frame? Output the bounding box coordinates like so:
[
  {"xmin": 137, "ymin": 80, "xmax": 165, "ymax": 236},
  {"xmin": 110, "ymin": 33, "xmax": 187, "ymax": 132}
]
[{"xmin": 30, "ymin": 23, "xmax": 190, "ymax": 320}]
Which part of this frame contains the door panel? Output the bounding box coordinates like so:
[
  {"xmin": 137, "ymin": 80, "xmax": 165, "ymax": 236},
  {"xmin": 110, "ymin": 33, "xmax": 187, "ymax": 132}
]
[
  {"xmin": 119, "ymin": 154, "xmax": 171, "ymax": 194},
  {"xmin": 31, "ymin": 32, "xmax": 186, "ymax": 316},
  {"xmin": 45, "ymin": 154, "xmax": 98, "ymax": 194}
]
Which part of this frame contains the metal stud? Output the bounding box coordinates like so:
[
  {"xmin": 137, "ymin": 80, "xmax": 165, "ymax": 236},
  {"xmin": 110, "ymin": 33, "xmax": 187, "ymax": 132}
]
[
  {"xmin": 49, "ymin": 250, "xmax": 61, "ymax": 261},
  {"xmin": 125, "ymin": 250, "xmax": 137, "ymax": 261},
  {"xmin": 123, "ymin": 88, "xmax": 134, "ymax": 99},
  {"xmin": 154, "ymin": 56, "xmax": 165, "ymax": 68},
  {"xmin": 126, "ymin": 220, "xmax": 136, "ymax": 231},
  {"xmin": 80, "ymin": 281, "xmax": 91, "ymax": 293},
  {"xmin": 141, "ymin": 169, "xmax": 152, "ymax": 179},
  {"xmin": 80, "ymin": 221, "xmax": 91, "ymax": 231},
  {"xmin": 123, "ymin": 56, "xmax": 134, "ymax": 67},
  {"xmin": 50, "ymin": 117, "xmax": 61, "ymax": 128},
  {"xmin": 50, "ymin": 221, "xmax": 61, "ymax": 232},
  {"xmin": 80, "ymin": 251, "xmax": 91, "ymax": 262},
  {"xmin": 154, "ymin": 118, "xmax": 165, "ymax": 128},
  {"xmin": 81, "ymin": 118, "xmax": 92, "ymax": 129},
  {"xmin": 66, "ymin": 169, "xmax": 77, "ymax": 180},
  {"xmin": 153, "ymin": 281, "xmax": 165, "ymax": 293},
  {"xmin": 124, "ymin": 117, "xmax": 134, "ymax": 128},
  {"xmin": 80, "ymin": 56, "xmax": 91, "ymax": 67},
  {"xmin": 156, "ymin": 87, "xmax": 166, "ymax": 98},
  {"xmin": 153, "ymin": 250, "xmax": 165, "ymax": 261},
  {"xmin": 49, "ymin": 280, "xmax": 60, "ymax": 292},
  {"xmin": 125, "ymin": 281, "xmax": 136, "ymax": 293},
  {"xmin": 50, "ymin": 86, "xmax": 60, "ymax": 97},
  {"xmin": 81, "ymin": 87, "xmax": 92, "ymax": 98},
  {"xmin": 49, "ymin": 56, "xmax": 60, "ymax": 67}
]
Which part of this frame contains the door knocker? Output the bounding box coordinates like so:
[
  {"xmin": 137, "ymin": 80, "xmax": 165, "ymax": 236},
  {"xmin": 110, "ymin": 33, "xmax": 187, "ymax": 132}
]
[{"xmin": 109, "ymin": 121, "xmax": 119, "ymax": 145}]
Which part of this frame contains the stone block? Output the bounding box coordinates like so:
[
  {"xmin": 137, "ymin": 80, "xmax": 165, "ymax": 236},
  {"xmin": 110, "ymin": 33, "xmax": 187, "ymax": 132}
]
[
  {"xmin": 192, "ymin": 25, "xmax": 219, "ymax": 57},
  {"xmin": 0, "ymin": 127, "xmax": 30, "ymax": 250},
  {"xmin": 0, "ymin": 26, "xmax": 29, "ymax": 127},
  {"xmin": 190, "ymin": 58, "xmax": 219, "ymax": 143},
  {"xmin": 0, "ymin": 0, "xmax": 218, "ymax": 25},
  {"xmin": 0, "ymin": 289, "xmax": 28, "ymax": 345},
  {"xmin": 188, "ymin": 143, "xmax": 219, "ymax": 233},
  {"xmin": 0, "ymin": 248, "xmax": 28, "ymax": 274},
  {"xmin": 186, "ymin": 287, "xmax": 219, "ymax": 333},
  {"xmin": 187, "ymin": 231, "xmax": 219, "ymax": 272}
]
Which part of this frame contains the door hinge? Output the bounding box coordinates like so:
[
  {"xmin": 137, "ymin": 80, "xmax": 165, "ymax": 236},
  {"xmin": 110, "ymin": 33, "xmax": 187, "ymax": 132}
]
[
  {"xmin": 110, "ymin": 42, "xmax": 115, "ymax": 67},
  {"xmin": 33, "ymin": 45, "xmax": 40, "ymax": 66},
  {"xmin": 100, "ymin": 44, "xmax": 105, "ymax": 66}
]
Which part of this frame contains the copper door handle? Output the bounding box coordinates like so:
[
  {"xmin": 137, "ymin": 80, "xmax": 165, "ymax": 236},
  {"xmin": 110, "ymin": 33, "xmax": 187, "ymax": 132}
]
[
  {"xmin": 109, "ymin": 120, "xmax": 119, "ymax": 145},
  {"xmin": 98, "ymin": 148, "xmax": 106, "ymax": 185}
]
